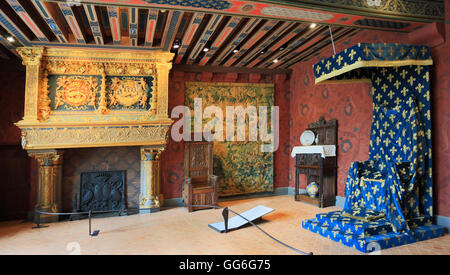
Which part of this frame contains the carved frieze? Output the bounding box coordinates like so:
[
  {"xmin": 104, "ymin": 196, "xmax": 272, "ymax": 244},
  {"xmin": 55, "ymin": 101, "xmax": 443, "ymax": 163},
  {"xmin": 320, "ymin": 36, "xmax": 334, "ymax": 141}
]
[{"xmin": 21, "ymin": 125, "xmax": 170, "ymax": 150}]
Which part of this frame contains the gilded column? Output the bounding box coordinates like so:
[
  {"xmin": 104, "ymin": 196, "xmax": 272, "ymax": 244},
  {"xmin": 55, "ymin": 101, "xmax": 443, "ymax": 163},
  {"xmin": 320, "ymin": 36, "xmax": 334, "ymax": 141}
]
[
  {"xmin": 28, "ymin": 150, "xmax": 63, "ymax": 223},
  {"xmin": 17, "ymin": 47, "xmax": 44, "ymax": 123},
  {"xmin": 140, "ymin": 146, "xmax": 165, "ymax": 213},
  {"xmin": 155, "ymin": 60, "xmax": 172, "ymax": 119}
]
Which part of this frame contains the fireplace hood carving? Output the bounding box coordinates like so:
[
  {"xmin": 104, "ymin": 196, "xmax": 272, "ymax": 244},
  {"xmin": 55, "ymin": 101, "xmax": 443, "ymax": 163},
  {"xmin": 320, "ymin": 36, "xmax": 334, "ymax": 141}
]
[
  {"xmin": 15, "ymin": 47, "xmax": 174, "ymax": 222},
  {"xmin": 16, "ymin": 47, "xmax": 173, "ymax": 150}
]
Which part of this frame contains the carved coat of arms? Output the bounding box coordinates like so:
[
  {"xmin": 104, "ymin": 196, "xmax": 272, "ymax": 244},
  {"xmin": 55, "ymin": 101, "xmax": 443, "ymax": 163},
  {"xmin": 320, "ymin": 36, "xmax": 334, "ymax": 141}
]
[
  {"xmin": 55, "ymin": 76, "xmax": 98, "ymax": 109},
  {"xmin": 109, "ymin": 77, "xmax": 149, "ymax": 108}
]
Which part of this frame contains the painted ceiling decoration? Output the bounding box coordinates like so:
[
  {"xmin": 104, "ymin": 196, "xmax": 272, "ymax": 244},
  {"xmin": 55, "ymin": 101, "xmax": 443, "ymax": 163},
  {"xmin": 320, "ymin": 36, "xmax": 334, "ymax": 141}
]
[{"xmin": 0, "ymin": 0, "xmax": 444, "ymax": 69}]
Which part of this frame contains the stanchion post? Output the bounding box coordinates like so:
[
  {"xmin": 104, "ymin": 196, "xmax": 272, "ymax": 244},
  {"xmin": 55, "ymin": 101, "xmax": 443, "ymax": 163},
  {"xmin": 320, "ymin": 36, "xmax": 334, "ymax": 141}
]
[
  {"xmin": 88, "ymin": 210, "xmax": 91, "ymax": 236},
  {"xmin": 222, "ymin": 207, "xmax": 229, "ymax": 233},
  {"xmin": 32, "ymin": 206, "xmax": 49, "ymax": 229},
  {"xmin": 88, "ymin": 210, "xmax": 100, "ymax": 237}
]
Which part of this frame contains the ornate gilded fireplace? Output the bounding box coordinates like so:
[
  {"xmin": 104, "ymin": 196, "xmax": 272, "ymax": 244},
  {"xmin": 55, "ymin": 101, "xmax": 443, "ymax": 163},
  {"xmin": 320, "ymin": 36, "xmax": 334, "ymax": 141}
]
[{"xmin": 15, "ymin": 47, "xmax": 174, "ymax": 222}]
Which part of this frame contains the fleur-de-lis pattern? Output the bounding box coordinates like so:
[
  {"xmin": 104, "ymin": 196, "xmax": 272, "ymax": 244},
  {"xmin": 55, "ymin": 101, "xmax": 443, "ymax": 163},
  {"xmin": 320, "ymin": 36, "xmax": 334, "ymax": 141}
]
[{"xmin": 303, "ymin": 43, "xmax": 443, "ymax": 252}]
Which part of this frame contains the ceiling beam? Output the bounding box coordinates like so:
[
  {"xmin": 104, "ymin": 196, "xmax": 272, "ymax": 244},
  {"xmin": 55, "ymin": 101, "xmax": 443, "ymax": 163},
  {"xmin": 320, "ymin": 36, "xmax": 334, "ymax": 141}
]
[
  {"xmin": 144, "ymin": 9, "xmax": 158, "ymax": 47},
  {"xmin": 198, "ymin": 16, "xmax": 242, "ymax": 66},
  {"xmin": 269, "ymin": 25, "xmax": 330, "ymax": 69},
  {"xmin": 300, "ymin": 29, "xmax": 359, "ymax": 62},
  {"xmin": 128, "ymin": 7, "xmax": 138, "ymax": 46},
  {"xmin": 265, "ymin": 25, "xmax": 327, "ymax": 69},
  {"xmin": 174, "ymin": 12, "xmax": 204, "ymax": 64},
  {"xmin": 186, "ymin": 14, "xmax": 223, "ymax": 65},
  {"xmin": 210, "ymin": 17, "xmax": 260, "ymax": 66},
  {"xmin": 283, "ymin": 27, "xmax": 356, "ymax": 68},
  {"xmin": 107, "ymin": 6, "xmax": 120, "ymax": 45},
  {"xmin": 161, "ymin": 10, "xmax": 183, "ymax": 51},
  {"xmin": 236, "ymin": 21, "xmax": 296, "ymax": 67},
  {"xmin": 31, "ymin": 0, "xmax": 68, "ymax": 43},
  {"xmin": 83, "ymin": 4, "xmax": 104, "ymax": 45},
  {"xmin": 0, "ymin": 9, "xmax": 30, "ymax": 46},
  {"xmin": 6, "ymin": 0, "xmax": 49, "ymax": 42},
  {"xmin": 57, "ymin": 2, "xmax": 86, "ymax": 43},
  {"xmin": 223, "ymin": 19, "xmax": 278, "ymax": 67},
  {"xmin": 247, "ymin": 23, "xmax": 307, "ymax": 68}
]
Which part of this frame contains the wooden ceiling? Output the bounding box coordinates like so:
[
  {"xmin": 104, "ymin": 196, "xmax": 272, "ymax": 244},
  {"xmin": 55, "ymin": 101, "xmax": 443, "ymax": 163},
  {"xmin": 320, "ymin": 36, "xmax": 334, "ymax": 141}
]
[{"xmin": 0, "ymin": 0, "xmax": 444, "ymax": 70}]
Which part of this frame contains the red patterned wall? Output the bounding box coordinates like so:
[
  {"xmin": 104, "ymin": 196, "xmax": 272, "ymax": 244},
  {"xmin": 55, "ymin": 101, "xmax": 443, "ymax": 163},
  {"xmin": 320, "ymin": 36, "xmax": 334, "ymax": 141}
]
[
  {"xmin": 0, "ymin": 71, "xmax": 25, "ymax": 145},
  {"xmin": 429, "ymin": 1, "xmax": 450, "ymax": 217}
]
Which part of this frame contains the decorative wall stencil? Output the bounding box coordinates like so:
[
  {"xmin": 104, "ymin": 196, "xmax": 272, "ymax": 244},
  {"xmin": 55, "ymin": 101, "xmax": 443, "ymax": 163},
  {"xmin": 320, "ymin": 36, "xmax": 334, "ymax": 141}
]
[
  {"xmin": 261, "ymin": 6, "xmax": 334, "ymax": 21},
  {"xmin": 185, "ymin": 82, "xmax": 274, "ymax": 197},
  {"xmin": 142, "ymin": 0, "xmax": 232, "ymax": 10},
  {"xmin": 296, "ymin": 0, "xmax": 444, "ymax": 19},
  {"xmin": 354, "ymin": 19, "xmax": 411, "ymax": 30}
]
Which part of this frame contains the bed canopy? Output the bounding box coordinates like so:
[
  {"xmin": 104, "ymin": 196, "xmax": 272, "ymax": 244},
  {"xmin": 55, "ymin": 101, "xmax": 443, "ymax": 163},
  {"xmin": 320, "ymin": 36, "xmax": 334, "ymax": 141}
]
[{"xmin": 302, "ymin": 43, "xmax": 444, "ymax": 253}]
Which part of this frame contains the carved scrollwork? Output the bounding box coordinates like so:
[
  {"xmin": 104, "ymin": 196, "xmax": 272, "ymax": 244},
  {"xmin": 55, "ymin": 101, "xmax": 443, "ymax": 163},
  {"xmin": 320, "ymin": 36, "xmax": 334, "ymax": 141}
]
[
  {"xmin": 21, "ymin": 125, "xmax": 170, "ymax": 149},
  {"xmin": 17, "ymin": 47, "xmax": 44, "ymax": 66},
  {"xmin": 97, "ymin": 65, "xmax": 108, "ymax": 114},
  {"xmin": 38, "ymin": 69, "xmax": 51, "ymax": 121}
]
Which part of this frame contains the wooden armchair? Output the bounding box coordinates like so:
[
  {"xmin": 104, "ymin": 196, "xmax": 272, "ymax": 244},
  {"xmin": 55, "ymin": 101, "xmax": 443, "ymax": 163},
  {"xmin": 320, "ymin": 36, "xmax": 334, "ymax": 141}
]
[{"xmin": 183, "ymin": 138, "xmax": 218, "ymax": 212}]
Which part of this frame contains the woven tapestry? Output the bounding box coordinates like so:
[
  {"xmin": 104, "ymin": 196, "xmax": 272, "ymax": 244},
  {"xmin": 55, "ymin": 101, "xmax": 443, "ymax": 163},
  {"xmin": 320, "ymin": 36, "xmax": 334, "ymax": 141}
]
[{"xmin": 185, "ymin": 82, "xmax": 274, "ymax": 197}]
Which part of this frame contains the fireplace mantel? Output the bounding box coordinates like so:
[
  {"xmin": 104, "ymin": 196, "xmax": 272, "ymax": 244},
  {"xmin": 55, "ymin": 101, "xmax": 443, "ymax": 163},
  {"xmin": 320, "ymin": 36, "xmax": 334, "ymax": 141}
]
[{"xmin": 15, "ymin": 47, "xmax": 174, "ymax": 221}]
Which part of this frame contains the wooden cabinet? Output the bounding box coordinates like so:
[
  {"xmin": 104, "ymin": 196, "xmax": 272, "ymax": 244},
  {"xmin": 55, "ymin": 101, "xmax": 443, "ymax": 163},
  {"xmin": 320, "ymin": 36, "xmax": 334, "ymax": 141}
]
[
  {"xmin": 293, "ymin": 117, "xmax": 337, "ymax": 208},
  {"xmin": 183, "ymin": 138, "xmax": 218, "ymax": 212}
]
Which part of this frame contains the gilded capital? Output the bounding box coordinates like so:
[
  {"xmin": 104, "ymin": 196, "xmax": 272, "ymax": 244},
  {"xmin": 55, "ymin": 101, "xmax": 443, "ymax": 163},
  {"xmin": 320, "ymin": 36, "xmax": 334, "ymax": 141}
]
[
  {"xmin": 140, "ymin": 146, "xmax": 165, "ymax": 161},
  {"xmin": 28, "ymin": 150, "xmax": 63, "ymax": 166},
  {"xmin": 17, "ymin": 47, "xmax": 44, "ymax": 67}
]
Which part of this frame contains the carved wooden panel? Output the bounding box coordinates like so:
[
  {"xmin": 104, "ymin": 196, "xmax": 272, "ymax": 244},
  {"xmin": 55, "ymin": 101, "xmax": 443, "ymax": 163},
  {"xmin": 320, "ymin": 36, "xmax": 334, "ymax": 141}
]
[
  {"xmin": 308, "ymin": 116, "xmax": 337, "ymax": 146},
  {"xmin": 183, "ymin": 139, "xmax": 217, "ymax": 212}
]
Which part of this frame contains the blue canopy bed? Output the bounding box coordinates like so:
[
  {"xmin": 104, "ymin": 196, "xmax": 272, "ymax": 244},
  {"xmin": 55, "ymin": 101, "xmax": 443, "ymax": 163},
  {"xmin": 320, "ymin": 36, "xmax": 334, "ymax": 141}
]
[{"xmin": 302, "ymin": 43, "xmax": 445, "ymax": 253}]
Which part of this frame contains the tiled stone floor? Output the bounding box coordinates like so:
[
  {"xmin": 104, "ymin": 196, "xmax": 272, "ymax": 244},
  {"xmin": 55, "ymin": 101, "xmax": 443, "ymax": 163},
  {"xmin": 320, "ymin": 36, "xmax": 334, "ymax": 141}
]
[{"xmin": 0, "ymin": 195, "xmax": 448, "ymax": 255}]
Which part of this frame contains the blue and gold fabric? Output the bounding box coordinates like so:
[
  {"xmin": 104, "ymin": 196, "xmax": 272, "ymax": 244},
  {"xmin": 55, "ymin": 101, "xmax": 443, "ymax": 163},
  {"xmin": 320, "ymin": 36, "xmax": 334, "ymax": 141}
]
[{"xmin": 302, "ymin": 43, "xmax": 443, "ymax": 252}]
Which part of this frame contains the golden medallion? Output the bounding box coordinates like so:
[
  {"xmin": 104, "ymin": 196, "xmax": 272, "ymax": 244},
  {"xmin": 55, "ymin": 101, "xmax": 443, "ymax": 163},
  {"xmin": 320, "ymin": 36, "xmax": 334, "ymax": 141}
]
[
  {"xmin": 109, "ymin": 77, "xmax": 149, "ymax": 108},
  {"xmin": 55, "ymin": 76, "xmax": 98, "ymax": 108}
]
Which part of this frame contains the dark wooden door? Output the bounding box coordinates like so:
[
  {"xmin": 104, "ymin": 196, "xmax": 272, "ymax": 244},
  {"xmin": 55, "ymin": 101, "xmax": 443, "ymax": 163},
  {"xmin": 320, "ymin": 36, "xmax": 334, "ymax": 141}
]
[{"xmin": 0, "ymin": 145, "xmax": 30, "ymax": 221}]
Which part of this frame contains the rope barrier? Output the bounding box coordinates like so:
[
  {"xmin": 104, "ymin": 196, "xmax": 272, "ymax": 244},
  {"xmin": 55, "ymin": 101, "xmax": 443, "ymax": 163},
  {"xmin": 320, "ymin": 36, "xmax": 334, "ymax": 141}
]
[{"xmin": 33, "ymin": 204, "xmax": 313, "ymax": 255}]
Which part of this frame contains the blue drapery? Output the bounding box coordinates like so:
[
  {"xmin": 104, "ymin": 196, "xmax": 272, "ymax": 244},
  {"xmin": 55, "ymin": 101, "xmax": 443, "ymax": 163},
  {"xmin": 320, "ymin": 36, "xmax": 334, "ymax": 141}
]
[
  {"xmin": 313, "ymin": 43, "xmax": 433, "ymax": 233},
  {"xmin": 344, "ymin": 96, "xmax": 426, "ymax": 232}
]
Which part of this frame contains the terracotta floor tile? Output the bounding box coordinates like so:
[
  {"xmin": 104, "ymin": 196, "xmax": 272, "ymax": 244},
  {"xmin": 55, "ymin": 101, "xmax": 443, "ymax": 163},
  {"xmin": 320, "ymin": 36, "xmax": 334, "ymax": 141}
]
[{"xmin": 0, "ymin": 195, "xmax": 448, "ymax": 255}]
